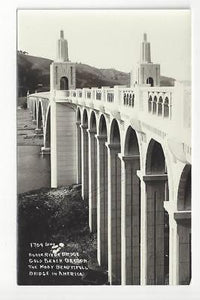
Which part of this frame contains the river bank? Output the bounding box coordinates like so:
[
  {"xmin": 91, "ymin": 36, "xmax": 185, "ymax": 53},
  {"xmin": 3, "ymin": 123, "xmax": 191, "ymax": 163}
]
[
  {"xmin": 17, "ymin": 106, "xmax": 51, "ymax": 193},
  {"xmin": 17, "ymin": 106, "xmax": 43, "ymax": 146}
]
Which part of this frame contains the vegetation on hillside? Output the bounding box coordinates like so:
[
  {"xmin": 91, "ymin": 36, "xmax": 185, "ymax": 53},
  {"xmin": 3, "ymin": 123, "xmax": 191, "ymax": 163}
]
[{"xmin": 17, "ymin": 52, "xmax": 175, "ymax": 97}]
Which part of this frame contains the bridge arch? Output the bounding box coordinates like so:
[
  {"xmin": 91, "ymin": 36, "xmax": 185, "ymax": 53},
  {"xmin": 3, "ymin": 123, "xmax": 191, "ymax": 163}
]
[
  {"xmin": 76, "ymin": 107, "xmax": 82, "ymax": 184},
  {"xmin": 37, "ymin": 100, "xmax": 44, "ymax": 131},
  {"xmin": 77, "ymin": 107, "xmax": 81, "ymax": 122},
  {"xmin": 90, "ymin": 111, "xmax": 97, "ymax": 131},
  {"xmin": 34, "ymin": 101, "xmax": 37, "ymax": 121},
  {"xmin": 88, "ymin": 111, "xmax": 98, "ymax": 232},
  {"xmin": 146, "ymin": 139, "xmax": 166, "ymax": 175},
  {"xmin": 110, "ymin": 118, "xmax": 121, "ymax": 146},
  {"xmin": 81, "ymin": 109, "xmax": 89, "ymax": 199},
  {"xmin": 98, "ymin": 114, "xmax": 107, "ymax": 136},
  {"xmin": 44, "ymin": 106, "xmax": 51, "ymax": 149},
  {"xmin": 108, "ymin": 118, "xmax": 121, "ymax": 284},
  {"xmin": 122, "ymin": 126, "xmax": 141, "ymax": 284},
  {"xmin": 97, "ymin": 114, "xmax": 108, "ymax": 267},
  {"xmin": 82, "ymin": 109, "xmax": 88, "ymax": 126},
  {"xmin": 177, "ymin": 164, "xmax": 191, "ymax": 211},
  {"xmin": 124, "ymin": 126, "xmax": 140, "ymax": 156},
  {"xmin": 145, "ymin": 139, "xmax": 169, "ymax": 285},
  {"xmin": 176, "ymin": 164, "xmax": 191, "ymax": 285}
]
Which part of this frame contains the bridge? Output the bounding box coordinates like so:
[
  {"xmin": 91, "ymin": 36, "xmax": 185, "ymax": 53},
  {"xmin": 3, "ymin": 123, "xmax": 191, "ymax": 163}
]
[{"xmin": 27, "ymin": 31, "xmax": 191, "ymax": 285}]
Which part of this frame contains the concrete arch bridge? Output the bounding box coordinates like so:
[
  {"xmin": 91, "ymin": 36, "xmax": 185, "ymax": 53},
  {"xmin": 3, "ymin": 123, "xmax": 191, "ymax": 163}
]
[{"xmin": 27, "ymin": 81, "xmax": 191, "ymax": 286}]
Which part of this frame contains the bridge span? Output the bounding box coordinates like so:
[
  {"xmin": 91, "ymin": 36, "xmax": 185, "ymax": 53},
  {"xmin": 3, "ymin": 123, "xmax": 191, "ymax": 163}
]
[{"xmin": 27, "ymin": 31, "xmax": 191, "ymax": 286}]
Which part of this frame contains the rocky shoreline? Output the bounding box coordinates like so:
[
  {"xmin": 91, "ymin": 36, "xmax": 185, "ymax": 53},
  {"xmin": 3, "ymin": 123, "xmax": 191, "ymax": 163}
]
[{"xmin": 17, "ymin": 106, "xmax": 43, "ymax": 146}]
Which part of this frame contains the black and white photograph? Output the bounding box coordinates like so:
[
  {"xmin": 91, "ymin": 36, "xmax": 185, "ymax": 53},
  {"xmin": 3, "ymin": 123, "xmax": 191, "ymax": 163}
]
[{"xmin": 16, "ymin": 9, "xmax": 192, "ymax": 287}]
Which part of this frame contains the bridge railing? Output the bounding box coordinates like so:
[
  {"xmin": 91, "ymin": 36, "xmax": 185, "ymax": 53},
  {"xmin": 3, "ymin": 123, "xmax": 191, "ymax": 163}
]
[
  {"xmin": 62, "ymin": 84, "xmax": 188, "ymax": 122},
  {"xmin": 119, "ymin": 88, "xmax": 135, "ymax": 107},
  {"xmin": 29, "ymin": 82, "xmax": 191, "ymax": 145}
]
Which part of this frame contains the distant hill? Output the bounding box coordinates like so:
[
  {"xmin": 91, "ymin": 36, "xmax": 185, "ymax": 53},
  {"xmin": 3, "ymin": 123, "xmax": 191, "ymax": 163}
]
[
  {"xmin": 17, "ymin": 52, "xmax": 175, "ymax": 96},
  {"xmin": 160, "ymin": 76, "xmax": 175, "ymax": 87}
]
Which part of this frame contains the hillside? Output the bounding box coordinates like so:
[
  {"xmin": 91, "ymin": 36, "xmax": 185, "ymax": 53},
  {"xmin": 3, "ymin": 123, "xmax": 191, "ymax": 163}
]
[{"xmin": 17, "ymin": 52, "xmax": 174, "ymax": 96}]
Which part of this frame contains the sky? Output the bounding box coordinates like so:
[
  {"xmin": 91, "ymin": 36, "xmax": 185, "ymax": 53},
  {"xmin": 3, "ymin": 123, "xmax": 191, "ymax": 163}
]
[{"xmin": 17, "ymin": 9, "xmax": 191, "ymax": 81}]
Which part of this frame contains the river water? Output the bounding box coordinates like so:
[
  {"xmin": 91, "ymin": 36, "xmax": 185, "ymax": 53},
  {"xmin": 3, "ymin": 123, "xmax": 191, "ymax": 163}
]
[{"xmin": 17, "ymin": 145, "xmax": 51, "ymax": 194}]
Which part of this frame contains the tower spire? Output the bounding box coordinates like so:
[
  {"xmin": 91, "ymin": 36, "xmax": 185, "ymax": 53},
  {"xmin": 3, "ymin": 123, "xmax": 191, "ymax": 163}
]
[
  {"xmin": 141, "ymin": 32, "xmax": 151, "ymax": 63},
  {"xmin": 60, "ymin": 30, "xmax": 64, "ymax": 39},
  {"xmin": 57, "ymin": 30, "xmax": 69, "ymax": 62}
]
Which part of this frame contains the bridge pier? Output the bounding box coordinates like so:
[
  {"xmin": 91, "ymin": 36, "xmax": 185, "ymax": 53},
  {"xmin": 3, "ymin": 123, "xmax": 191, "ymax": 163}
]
[
  {"xmin": 138, "ymin": 173, "xmax": 148, "ymax": 285},
  {"xmin": 96, "ymin": 135, "xmax": 108, "ymax": 267},
  {"xmin": 76, "ymin": 121, "xmax": 82, "ymax": 184},
  {"xmin": 107, "ymin": 143, "xmax": 121, "ymax": 285},
  {"xmin": 143, "ymin": 175, "xmax": 169, "ymax": 285},
  {"xmin": 121, "ymin": 155, "xmax": 140, "ymax": 285},
  {"xmin": 88, "ymin": 129, "xmax": 97, "ymax": 232},
  {"xmin": 50, "ymin": 101, "xmax": 77, "ymax": 187},
  {"xmin": 81, "ymin": 124, "xmax": 89, "ymax": 200}
]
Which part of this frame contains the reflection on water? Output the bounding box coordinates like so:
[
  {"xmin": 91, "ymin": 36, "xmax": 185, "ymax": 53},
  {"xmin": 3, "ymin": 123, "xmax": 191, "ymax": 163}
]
[{"xmin": 17, "ymin": 145, "xmax": 51, "ymax": 194}]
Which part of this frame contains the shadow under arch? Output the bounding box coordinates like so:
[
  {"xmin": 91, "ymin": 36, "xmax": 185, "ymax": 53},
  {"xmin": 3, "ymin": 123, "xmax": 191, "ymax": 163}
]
[
  {"xmin": 88, "ymin": 110, "xmax": 98, "ymax": 233},
  {"xmin": 81, "ymin": 109, "xmax": 89, "ymax": 200},
  {"xmin": 82, "ymin": 109, "xmax": 88, "ymax": 127},
  {"xmin": 44, "ymin": 106, "xmax": 51, "ymax": 148},
  {"xmin": 178, "ymin": 164, "xmax": 191, "ymax": 211},
  {"xmin": 37, "ymin": 101, "xmax": 43, "ymax": 130},
  {"xmin": 34, "ymin": 101, "xmax": 37, "ymax": 121},
  {"xmin": 110, "ymin": 118, "xmax": 121, "ymax": 147},
  {"xmin": 76, "ymin": 107, "xmax": 82, "ymax": 184},
  {"xmin": 176, "ymin": 164, "xmax": 191, "ymax": 285},
  {"xmin": 122, "ymin": 126, "xmax": 141, "ymax": 284},
  {"xmin": 146, "ymin": 139, "xmax": 167, "ymax": 175},
  {"xmin": 99, "ymin": 114, "xmax": 107, "ymax": 136},
  {"xmin": 97, "ymin": 114, "xmax": 108, "ymax": 267},
  {"xmin": 77, "ymin": 107, "xmax": 81, "ymax": 122},
  {"xmin": 90, "ymin": 111, "xmax": 97, "ymax": 132},
  {"xmin": 108, "ymin": 118, "xmax": 121, "ymax": 284},
  {"xmin": 124, "ymin": 125, "xmax": 140, "ymax": 156},
  {"xmin": 145, "ymin": 139, "xmax": 169, "ymax": 285}
]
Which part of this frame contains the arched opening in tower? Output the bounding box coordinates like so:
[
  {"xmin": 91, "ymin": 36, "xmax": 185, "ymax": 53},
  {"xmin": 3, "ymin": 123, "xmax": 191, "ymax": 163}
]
[
  {"xmin": 109, "ymin": 119, "xmax": 121, "ymax": 285},
  {"xmin": 146, "ymin": 77, "xmax": 154, "ymax": 87},
  {"xmin": 60, "ymin": 76, "xmax": 69, "ymax": 90},
  {"xmin": 123, "ymin": 126, "xmax": 141, "ymax": 284},
  {"xmin": 97, "ymin": 114, "xmax": 108, "ymax": 268},
  {"xmin": 176, "ymin": 164, "xmax": 191, "ymax": 285},
  {"xmin": 145, "ymin": 139, "xmax": 169, "ymax": 285},
  {"xmin": 89, "ymin": 111, "xmax": 97, "ymax": 232}
]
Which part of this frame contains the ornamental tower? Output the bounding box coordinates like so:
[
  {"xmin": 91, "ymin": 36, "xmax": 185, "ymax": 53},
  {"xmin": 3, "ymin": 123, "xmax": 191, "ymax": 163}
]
[
  {"xmin": 50, "ymin": 30, "xmax": 76, "ymax": 91},
  {"xmin": 131, "ymin": 33, "xmax": 160, "ymax": 87},
  {"xmin": 57, "ymin": 30, "xmax": 69, "ymax": 62}
]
